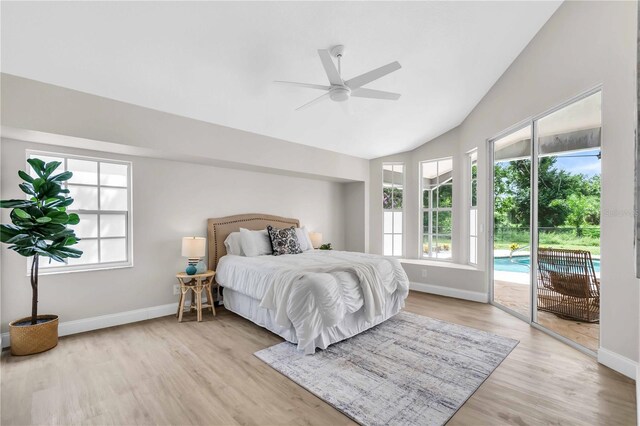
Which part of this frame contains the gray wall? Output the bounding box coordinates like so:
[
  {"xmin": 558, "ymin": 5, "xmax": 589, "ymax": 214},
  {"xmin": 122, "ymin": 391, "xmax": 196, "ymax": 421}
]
[{"xmin": 371, "ymin": 1, "xmax": 639, "ymax": 364}]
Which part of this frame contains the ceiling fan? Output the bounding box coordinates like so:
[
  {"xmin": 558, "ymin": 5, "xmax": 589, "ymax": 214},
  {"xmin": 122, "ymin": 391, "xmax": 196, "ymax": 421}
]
[{"xmin": 275, "ymin": 45, "xmax": 402, "ymax": 111}]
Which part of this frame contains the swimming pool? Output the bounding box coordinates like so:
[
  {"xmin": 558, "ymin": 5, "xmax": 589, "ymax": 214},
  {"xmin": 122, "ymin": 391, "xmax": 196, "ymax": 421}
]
[{"xmin": 494, "ymin": 255, "xmax": 600, "ymax": 273}]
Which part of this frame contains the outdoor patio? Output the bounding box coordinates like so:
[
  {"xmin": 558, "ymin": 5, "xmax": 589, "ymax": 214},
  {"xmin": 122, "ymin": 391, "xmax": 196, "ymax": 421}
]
[{"xmin": 494, "ymin": 279, "xmax": 599, "ymax": 352}]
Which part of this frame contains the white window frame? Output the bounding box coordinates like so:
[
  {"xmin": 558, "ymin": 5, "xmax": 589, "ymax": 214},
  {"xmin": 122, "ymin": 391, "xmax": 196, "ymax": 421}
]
[
  {"xmin": 382, "ymin": 162, "xmax": 404, "ymax": 257},
  {"xmin": 468, "ymin": 150, "xmax": 478, "ymax": 265},
  {"xmin": 26, "ymin": 150, "xmax": 133, "ymax": 274},
  {"xmin": 420, "ymin": 157, "xmax": 453, "ymax": 260}
]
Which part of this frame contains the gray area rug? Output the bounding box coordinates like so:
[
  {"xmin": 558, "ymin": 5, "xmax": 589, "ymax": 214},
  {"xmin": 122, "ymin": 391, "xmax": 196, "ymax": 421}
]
[{"xmin": 255, "ymin": 311, "xmax": 518, "ymax": 426}]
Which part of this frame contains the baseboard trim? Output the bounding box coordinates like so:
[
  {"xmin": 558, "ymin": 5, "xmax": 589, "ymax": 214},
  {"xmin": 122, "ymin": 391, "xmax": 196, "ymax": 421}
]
[
  {"xmin": 409, "ymin": 282, "xmax": 489, "ymax": 303},
  {"xmin": 1, "ymin": 303, "xmax": 176, "ymax": 348},
  {"xmin": 597, "ymin": 347, "xmax": 638, "ymax": 380}
]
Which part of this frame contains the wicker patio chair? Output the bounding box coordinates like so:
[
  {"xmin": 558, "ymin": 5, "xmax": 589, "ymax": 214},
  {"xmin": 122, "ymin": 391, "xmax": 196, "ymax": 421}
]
[{"xmin": 537, "ymin": 248, "xmax": 600, "ymax": 323}]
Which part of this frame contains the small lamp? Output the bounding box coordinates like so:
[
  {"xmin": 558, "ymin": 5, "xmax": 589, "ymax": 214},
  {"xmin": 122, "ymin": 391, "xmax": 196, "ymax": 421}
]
[
  {"xmin": 309, "ymin": 232, "xmax": 323, "ymax": 249},
  {"xmin": 181, "ymin": 237, "xmax": 206, "ymax": 275}
]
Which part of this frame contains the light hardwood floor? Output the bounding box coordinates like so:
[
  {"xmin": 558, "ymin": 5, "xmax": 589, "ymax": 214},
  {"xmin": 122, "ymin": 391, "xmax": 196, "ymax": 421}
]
[
  {"xmin": 494, "ymin": 280, "xmax": 599, "ymax": 352},
  {"xmin": 1, "ymin": 291, "xmax": 635, "ymax": 425}
]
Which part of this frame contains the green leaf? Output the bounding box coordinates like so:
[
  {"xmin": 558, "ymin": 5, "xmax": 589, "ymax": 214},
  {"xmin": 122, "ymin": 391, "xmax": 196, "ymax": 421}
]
[
  {"xmin": 40, "ymin": 181, "xmax": 63, "ymax": 199},
  {"xmin": 58, "ymin": 245, "xmax": 82, "ymax": 254},
  {"xmin": 13, "ymin": 247, "xmax": 36, "ymax": 257},
  {"xmin": 25, "ymin": 206, "xmax": 44, "ymax": 218},
  {"xmin": 50, "ymin": 171, "xmax": 73, "ymax": 183},
  {"xmin": 27, "ymin": 158, "xmax": 46, "ymax": 177},
  {"xmin": 0, "ymin": 224, "xmax": 23, "ymax": 243},
  {"xmin": 62, "ymin": 237, "xmax": 78, "ymax": 246},
  {"xmin": 6, "ymin": 233, "xmax": 32, "ymax": 244},
  {"xmin": 18, "ymin": 170, "xmax": 34, "ymax": 183},
  {"xmin": 13, "ymin": 209, "xmax": 31, "ymax": 219},
  {"xmin": 43, "ymin": 196, "xmax": 71, "ymax": 208},
  {"xmin": 67, "ymin": 213, "xmax": 80, "ymax": 225},
  {"xmin": 14, "ymin": 236, "xmax": 38, "ymax": 247},
  {"xmin": 0, "ymin": 199, "xmax": 35, "ymax": 209},
  {"xmin": 50, "ymin": 230, "xmax": 76, "ymax": 243},
  {"xmin": 32, "ymin": 178, "xmax": 45, "ymax": 192},
  {"xmin": 35, "ymin": 248, "xmax": 64, "ymax": 263},
  {"xmin": 18, "ymin": 183, "xmax": 37, "ymax": 197},
  {"xmin": 37, "ymin": 223, "xmax": 65, "ymax": 233},
  {"xmin": 44, "ymin": 161, "xmax": 62, "ymax": 178},
  {"xmin": 46, "ymin": 211, "xmax": 69, "ymax": 224},
  {"xmin": 36, "ymin": 216, "xmax": 52, "ymax": 223}
]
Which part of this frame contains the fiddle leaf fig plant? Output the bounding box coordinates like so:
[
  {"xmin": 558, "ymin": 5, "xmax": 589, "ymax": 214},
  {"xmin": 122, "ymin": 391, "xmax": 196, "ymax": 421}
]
[{"xmin": 0, "ymin": 158, "xmax": 83, "ymax": 325}]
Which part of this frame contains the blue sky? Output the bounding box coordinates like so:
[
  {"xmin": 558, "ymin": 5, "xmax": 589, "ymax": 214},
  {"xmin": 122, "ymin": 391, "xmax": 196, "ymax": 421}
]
[{"xmin": 554, "ymin": 149, "xmax": 601, "ymax": 177}]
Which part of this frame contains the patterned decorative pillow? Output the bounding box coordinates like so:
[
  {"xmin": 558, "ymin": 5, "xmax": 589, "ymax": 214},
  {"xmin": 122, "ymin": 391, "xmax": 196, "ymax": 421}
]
[{"xmin": 266, "ymin": 225, "xmax": 303, "ymax": 256}]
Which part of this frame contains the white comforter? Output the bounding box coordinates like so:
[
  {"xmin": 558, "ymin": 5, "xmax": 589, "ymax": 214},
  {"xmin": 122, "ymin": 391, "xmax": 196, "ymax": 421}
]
[{"xmin": 216, "ymin": 250, "xmax": 410, "ymax": 353}]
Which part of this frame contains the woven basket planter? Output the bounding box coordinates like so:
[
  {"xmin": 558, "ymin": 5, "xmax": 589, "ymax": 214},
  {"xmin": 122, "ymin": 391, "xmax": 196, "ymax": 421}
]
[{"xmin": 9, "ymin": 315, "xmax": 58, "ymax": 356}]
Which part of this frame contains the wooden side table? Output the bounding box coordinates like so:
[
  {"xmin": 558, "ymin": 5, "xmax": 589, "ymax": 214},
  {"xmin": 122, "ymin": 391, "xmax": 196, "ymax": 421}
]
[{"xmin": 175, "ymin": 270, "xmax": 216, "ymax": 322}]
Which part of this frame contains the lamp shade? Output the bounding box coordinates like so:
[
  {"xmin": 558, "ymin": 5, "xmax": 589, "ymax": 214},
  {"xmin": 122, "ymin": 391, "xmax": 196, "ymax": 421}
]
[
  {"xmin": 309, "ymin": 232, "xmax": 323, "ymax": 249},
  {"xmin": 181, "ymin": 237, "xmax": 206, "ymax": 258}
]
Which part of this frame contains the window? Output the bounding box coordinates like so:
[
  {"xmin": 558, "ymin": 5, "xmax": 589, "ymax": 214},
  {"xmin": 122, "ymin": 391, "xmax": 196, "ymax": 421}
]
[
  {"xmin": 468, "ymin": 150, "xmax": 478, "ymax": 265},
  {"xmin": 420, "ymin": 158, "xmax": 453, "ymax": 259},
  {"xmin": 383, "ymin": 163, "xmax": 404, "ymax": 256},
  {"xmin": 27, "ymin": 151, "xmax": 132, "ymax": 272}
]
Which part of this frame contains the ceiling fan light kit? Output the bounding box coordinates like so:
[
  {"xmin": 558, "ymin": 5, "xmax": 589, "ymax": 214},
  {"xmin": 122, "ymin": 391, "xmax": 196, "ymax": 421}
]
[{"xmin": 275, "ymin": 44, "xmax": 402, "ymax": 110}]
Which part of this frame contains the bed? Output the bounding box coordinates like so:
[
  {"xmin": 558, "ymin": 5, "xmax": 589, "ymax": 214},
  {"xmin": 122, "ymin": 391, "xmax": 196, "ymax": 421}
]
[{"xmin": 207, "ymin": 214, "xmax": 410, "ymax": 354}]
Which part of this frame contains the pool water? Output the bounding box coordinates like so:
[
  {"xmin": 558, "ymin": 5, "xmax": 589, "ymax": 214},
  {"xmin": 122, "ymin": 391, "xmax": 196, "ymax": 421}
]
[{"xmin": 494, "ymin": 255, "xmax": 600, "ymax": 273}]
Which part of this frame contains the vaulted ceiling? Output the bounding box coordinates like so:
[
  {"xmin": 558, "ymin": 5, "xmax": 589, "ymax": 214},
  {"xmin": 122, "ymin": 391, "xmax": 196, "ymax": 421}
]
[{"xmin": 1, "ymin": 1, "xmax": 562, "ymax": 159}]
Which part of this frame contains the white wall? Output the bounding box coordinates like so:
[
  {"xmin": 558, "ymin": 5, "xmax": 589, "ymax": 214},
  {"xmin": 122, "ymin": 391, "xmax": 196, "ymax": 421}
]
[
  {"xmin": 0, "ymin": 139, "xmax": 347, "ymax": 330},
  {"xmin": 370, "ymin": 1, "xmax": 638, "ymax": 367}
]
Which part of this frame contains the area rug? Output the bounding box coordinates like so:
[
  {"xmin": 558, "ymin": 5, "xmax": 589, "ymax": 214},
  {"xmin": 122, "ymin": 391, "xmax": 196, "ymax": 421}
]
[{"xmin": 254, "ymin": 311, "xmax": 518, "ymax": 426}]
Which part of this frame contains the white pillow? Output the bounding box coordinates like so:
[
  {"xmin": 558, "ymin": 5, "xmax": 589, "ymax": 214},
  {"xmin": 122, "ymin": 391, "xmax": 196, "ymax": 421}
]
[
  {"xmin": 239, "ymin": 228, "xmax": 273, "ymax": 257},
  {"xmin": 296, "ymin": 226, "xmax": 314, "ymax": 251},
  {"xmin": 224, "ymin": 232, "xmax": 244, "ymax": 256}
]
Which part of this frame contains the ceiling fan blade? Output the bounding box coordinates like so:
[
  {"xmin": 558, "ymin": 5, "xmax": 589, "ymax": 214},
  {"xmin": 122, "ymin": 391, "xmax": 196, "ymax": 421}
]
[
  {"xmin": 351, "ymin": 88, "xmax": 401, "ymax": 100},
  {"xmin": 317, "ymin": 49, "xmax": 343, "ymax": 85},
  {"xmin": 345, "ymin": 61, "xmax": 401, "ymax": 90},
  {"xmin": 274, "ymin": 81, "xmax": 331, "ymax": 91},
  {"xmin": 295, "ymin": 92, "xmax": 331, "ymax": 111}
]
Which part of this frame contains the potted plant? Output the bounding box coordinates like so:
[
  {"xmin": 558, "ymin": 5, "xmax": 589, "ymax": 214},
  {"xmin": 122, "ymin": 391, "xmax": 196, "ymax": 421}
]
[{"xmin": 0, "ymin": 158, "xmax": 82, "ymax": 355}]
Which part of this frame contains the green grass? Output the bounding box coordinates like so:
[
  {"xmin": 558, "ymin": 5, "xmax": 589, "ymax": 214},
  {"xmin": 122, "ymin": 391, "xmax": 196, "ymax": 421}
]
[{"xmin": 494, "ymin": 227, "xmax": 600, "ymax": 255}]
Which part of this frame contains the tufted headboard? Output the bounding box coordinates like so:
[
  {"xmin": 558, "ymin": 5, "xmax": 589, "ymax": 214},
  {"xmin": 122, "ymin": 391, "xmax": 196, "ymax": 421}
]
[{"xmin": 207, "ymin": 213, "xmax": 300, "ymax": 271}]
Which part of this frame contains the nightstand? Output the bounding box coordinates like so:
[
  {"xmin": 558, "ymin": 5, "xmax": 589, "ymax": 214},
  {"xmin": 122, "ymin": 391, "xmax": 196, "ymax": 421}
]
[{"xmin": 175, "ymin": 270, "xmax": 216, "ymax": 322}]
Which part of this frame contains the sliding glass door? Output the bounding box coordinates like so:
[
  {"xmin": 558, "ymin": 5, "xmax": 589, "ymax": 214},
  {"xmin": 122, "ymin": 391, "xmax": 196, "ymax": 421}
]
[
  {"xmin": 491, "ymin": 125, "xmax": 532, "ymax": 320},
  {"xmin": 533, "ymin": 91, "xmax": 601, "ymax": 351},
  {"xmin": 490, "ymin": 90, "xmax": 602, "ymax": 353}
]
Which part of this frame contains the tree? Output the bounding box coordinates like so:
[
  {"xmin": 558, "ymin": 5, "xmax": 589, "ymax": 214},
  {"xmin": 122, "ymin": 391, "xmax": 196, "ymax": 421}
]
[
  {"xmin": 0, "ymin": 159, "xmax": 83, "ymax": 325},
  {"xmin": 383, "ymin": 187, "xmax": 403, "ymax": 209},
  {"xmin": 494, "ymin": 156, "xmax": 601, "ymax": 229},
  {"xmin": 562, "ymin": 194, "xmax": 599, "ymax": 236}
]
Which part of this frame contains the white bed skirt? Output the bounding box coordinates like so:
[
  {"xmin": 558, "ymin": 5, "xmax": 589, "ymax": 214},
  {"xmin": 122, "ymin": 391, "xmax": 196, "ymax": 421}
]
[{"xmin": 223, "ymin": 287, "xmax": 405, "ymax": 353}]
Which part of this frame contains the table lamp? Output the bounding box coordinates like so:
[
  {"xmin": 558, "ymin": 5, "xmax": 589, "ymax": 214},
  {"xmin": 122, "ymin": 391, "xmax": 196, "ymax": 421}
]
[
  {"xmin": 309, "ymin": 232, "xmax": 323, "ymax": 249},
  {"xmin": 182, "ymin": 237, "xmax": 206, "ymax": 275}
]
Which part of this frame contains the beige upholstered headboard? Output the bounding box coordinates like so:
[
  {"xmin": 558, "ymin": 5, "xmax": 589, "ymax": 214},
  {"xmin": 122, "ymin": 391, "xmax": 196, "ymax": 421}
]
[{"xmin": 207, "ymin": 213, "xmax": 300, "ymax": 271}]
